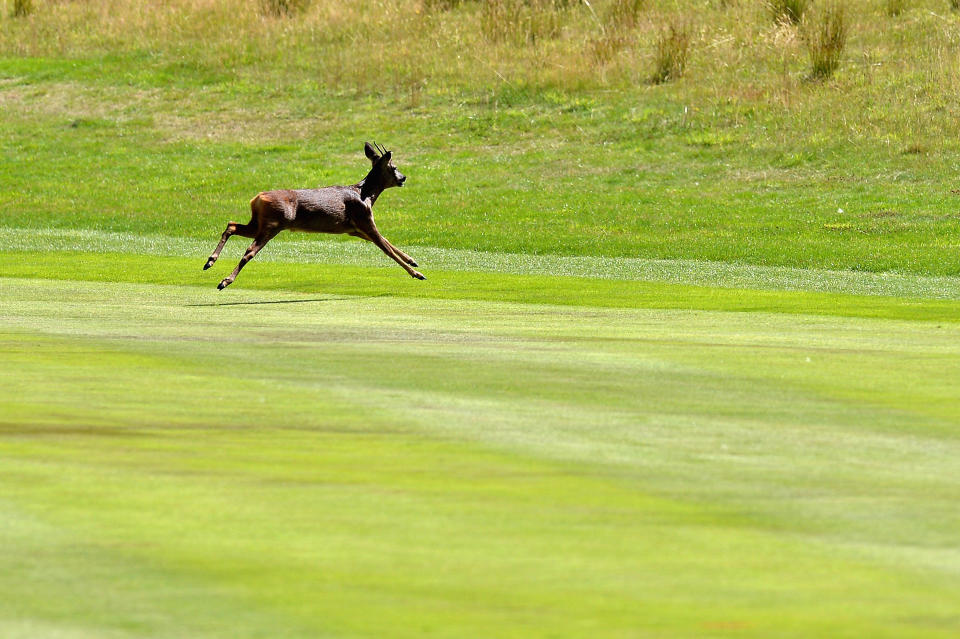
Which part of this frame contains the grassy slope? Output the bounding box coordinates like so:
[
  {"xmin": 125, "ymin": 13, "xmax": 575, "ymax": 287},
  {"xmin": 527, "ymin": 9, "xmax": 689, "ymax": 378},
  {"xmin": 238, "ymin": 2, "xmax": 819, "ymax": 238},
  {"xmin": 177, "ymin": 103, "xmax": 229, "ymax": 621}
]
[
  {"xmin": 3, "ymin": 86, "xmax": 959, "ymax": 273},
  {"xmin": 2, "ymin": 277, "xmax": 959, "ymax": 638},
  {"xmin": 3, "ymin": 0, "xmax": 960, "ymax": 273}
]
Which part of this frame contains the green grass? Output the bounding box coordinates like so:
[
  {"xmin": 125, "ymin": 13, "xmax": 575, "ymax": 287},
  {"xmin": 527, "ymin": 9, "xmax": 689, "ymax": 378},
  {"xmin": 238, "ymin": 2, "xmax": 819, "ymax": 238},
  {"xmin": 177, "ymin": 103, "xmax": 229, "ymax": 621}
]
[
  {"xmin": 8, "ymin": 249, "xmax": 960, "ymax": 322},
  {"xmin": 2, "ymin": 277, "xmax": 960, "ymax": 638},
  {"xmin": 9, "ymin": 227, "xmax": 960, "ymax": 299},
  {"xmin": 4, "ymin": 1, "xmax": 960, "ymax": 274},
  {"xmin": 3, "ymin": 91, "xmax": 960, "ymax": 273},
  {"xmin": 3, "ymin": 1, "xmax": 960, "ymax": 636}
]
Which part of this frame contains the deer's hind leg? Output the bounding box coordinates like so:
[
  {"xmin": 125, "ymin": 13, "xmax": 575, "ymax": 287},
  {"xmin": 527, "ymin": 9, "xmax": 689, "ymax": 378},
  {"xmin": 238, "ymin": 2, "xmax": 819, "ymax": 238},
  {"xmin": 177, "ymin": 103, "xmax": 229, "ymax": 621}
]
[
  {"xmin": 204, "ymin": 220, "xmax": 257, "ymax": 270},
  {"xmin": 205, "ymin": 195, "xmax": 267, "ymax": 270},
  {"xmin": 217, "ymin": 228, "xmax": 279, "ymax": 290}
]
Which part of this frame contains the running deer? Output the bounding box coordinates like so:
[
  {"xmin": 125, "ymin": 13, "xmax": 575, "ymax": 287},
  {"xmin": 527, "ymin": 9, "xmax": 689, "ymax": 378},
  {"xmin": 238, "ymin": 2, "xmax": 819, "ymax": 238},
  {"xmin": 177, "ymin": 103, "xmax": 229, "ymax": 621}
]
[{"xmin": 204, "ymin": 142, "xmax": 424, "ymax": 290}]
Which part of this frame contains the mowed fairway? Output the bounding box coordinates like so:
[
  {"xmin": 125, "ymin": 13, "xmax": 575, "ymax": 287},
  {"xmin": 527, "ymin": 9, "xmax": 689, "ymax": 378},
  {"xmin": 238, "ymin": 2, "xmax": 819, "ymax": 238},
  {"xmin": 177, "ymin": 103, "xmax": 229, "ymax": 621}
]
[{"xmin": 2, "ymin": 267, "xmax": 959, "ymax": 638}]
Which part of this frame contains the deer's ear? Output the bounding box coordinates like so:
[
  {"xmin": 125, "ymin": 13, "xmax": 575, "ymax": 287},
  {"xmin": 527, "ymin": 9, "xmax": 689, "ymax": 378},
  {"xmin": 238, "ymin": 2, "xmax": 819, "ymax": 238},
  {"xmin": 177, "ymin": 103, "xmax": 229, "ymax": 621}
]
[
  {"xmin": 380, "ymin": 151, "xmax": 392, "ymax": 164},
  {"xmin": 364, "ymin": 142, "xmax": 380, "ymax": 163}
]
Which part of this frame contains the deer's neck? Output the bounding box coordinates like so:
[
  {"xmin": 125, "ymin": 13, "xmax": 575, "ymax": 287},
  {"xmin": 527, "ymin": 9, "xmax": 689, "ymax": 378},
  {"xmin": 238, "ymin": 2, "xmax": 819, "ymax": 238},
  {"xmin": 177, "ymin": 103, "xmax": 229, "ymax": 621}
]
[{"xmin": 357, "ymin": 170, "xmax": 386, "ymax": 206}]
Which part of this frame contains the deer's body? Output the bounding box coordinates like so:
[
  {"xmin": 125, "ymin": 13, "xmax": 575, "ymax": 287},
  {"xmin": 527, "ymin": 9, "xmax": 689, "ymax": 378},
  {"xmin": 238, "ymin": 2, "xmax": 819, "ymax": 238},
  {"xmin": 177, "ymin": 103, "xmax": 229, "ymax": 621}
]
[
  {"xmin": 254, "ymin": 188, "xmax": 357, "ymax": 233},
  {"xmin": 205, "ymin": 142, "xmax": 423, "ymax": 289}
]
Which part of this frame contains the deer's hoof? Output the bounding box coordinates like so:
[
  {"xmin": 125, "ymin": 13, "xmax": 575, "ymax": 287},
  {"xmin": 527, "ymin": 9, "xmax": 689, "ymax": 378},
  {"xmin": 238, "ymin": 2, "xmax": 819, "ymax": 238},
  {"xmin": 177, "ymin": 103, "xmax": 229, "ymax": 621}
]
[
  {"xmin": 409, "ymin": 260, "xmax": 419, "ymax": 267},
  {"xmin": 413, "ymin": 272, "xmax": 426, "ymax": 280},
  {"xmin": 217, "ymin": 280, "xmax": 230, "ymax": 290},
  {"xmin": 203, "ymin": 260, "xmax": 214, "ymax": 270}
]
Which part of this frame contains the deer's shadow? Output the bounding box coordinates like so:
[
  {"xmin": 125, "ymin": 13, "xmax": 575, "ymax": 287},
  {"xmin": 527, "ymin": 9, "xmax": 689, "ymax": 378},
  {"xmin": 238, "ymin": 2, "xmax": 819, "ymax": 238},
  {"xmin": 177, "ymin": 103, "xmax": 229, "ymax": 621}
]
[{"xmin": 186, "ymin": 294, "xmax": 387, "ymax": 308}]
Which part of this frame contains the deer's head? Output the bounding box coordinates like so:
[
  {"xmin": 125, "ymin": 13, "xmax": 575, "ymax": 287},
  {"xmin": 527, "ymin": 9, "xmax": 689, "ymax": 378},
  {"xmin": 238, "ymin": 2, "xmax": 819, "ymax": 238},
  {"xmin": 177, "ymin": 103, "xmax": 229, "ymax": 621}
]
[{"xmin": 364, "ymin": 141, "xmax": 406, "ymax": 188}]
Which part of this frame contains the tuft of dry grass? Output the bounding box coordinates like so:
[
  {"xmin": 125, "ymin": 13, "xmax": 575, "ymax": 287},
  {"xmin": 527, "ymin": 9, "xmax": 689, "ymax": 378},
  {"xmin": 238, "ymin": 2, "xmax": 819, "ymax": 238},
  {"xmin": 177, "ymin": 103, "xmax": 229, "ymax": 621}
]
[
  {"xmin": 588, "ymin": 31, "xmax": 629, "ymax": 67},
  {"xmin": 804, "ymin": 2, "xmax": 848, "ymax": 80},
  {"xmin": 422, "ymin": 0, "xmax": 465, "ymax": 10},
  {"xmin": 585, "ymin": 0, "xmax": 643, "ymax": 68},
  {"xmin": 12, "ymin": 0, "xmax": 33, "ymax": 18},
  {"xmin": 768, "ymin": 0, "xmax": 808, "ymax": 24},
  {"xmin": 884, "ymin": 0, "xmax": 906, "ymax": 16},
  {"xmin": 650, "ymin": 22, "xmax": 691, "ymax": 85},
  {"xmin": 260, "ymin": 0, "xmax": 311, "ymax": 17},
  {"xmin": 606, "ymin": 0, "xmax": 645, "ymax": 32},
  {"xmin": 481, "ymin": 0, "xmax": 566, "ymax": 44}
]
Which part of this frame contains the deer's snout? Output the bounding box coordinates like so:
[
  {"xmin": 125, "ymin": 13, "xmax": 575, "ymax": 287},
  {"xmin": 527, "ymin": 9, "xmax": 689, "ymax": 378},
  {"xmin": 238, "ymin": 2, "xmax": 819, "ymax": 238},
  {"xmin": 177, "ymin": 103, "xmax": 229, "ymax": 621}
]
[{"xmin": 397, "ymin": 173, "xmax": 406, "ymax": 186}]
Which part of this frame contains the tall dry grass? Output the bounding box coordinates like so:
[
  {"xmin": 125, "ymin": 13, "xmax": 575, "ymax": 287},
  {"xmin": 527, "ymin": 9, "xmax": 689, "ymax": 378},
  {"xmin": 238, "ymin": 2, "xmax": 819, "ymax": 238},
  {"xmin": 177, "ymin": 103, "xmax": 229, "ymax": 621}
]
[
  {"xmin": 650, "ymin": 22, "xmax": 691, "ymax": 84},
  {"xmin": 0, "ymin": 0, "xmax": 955, "ymax": 121},
  {"xmin": 884, "ymin": 0, "xmax": 906, "ymax": 16},
  {"xmin": 11, "ymin": 0, "xmax": 32, "ymax": 17},
  {"xmin": 606, "ymin": 0, "xmax": 645, "ymax": 31},
  {"xmin": 481, "ymin": 0, "xmax": 567, "ymax": 44},
  {"xmin": 767, "ymin": 0, "xmax": 808, "ymax": 24},
  {"xmin": 259, "ymin": 0, "xmax": 311, "ymax": 16},
  {"xmin": 7, "ymin": 1, "xmax": 960, "ymax": 161},
  {"xmin": 804, "ymin": 2, "xmax": 848, "ymax": 79}
]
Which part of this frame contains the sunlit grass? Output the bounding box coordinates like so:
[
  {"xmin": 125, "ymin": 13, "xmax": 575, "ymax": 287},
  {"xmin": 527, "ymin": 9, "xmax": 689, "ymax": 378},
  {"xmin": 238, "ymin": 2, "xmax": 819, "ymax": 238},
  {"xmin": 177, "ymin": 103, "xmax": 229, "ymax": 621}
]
[
  {"xmin": 4, "ymin": 3, "xmax": 960, "ymax": 636},
  {"xmin": 2, "ymin": 276, "xmax": 959, "ymax": 637}
]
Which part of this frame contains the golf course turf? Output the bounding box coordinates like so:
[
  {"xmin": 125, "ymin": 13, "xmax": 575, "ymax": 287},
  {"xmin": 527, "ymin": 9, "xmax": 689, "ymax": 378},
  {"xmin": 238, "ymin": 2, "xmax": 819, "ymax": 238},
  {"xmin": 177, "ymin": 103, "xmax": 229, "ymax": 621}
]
[
  {"xmin": 2, "ymin": 260, "xmax": 959, "ymax": 637},
  {"xmin": 3, "ymin": 0, "xmax": 960, "ymax": 635}
]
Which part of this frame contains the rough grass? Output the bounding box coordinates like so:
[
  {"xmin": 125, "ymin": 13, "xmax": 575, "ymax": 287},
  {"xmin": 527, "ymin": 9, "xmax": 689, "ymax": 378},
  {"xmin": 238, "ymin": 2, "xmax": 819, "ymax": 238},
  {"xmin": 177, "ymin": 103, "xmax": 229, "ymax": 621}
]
[
  {"xmin": 3, "ymin": 85, "xmax": 960, "ymax": 274},
  {"xmin": 650, "ymin": 22, "xmax": 691, "ymax": 84},
  {"xmin": 767, "ymin": 0, "xmax": 808, "ymax": 24},
  {"xmin": 804, "ymin": 2, "xmax": 849, "ymax": 80}
]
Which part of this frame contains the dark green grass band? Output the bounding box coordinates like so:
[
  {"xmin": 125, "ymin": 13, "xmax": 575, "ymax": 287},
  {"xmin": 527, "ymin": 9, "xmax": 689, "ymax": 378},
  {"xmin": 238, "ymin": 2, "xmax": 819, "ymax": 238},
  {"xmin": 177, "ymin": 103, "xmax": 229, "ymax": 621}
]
[{"xmin": 5, "ymin": 250, "xmax": 959, "ymax": 323}]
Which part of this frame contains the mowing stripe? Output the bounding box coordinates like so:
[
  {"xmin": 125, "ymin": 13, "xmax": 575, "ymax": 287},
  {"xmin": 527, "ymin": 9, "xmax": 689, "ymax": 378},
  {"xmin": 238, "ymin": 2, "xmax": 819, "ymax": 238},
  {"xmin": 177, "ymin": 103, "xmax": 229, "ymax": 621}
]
[
  {"xmin": 4, "ymin": 227, "xmax": 960, "ymax": 299},
  {"xmin": 3, "ymin": 252, "xmax": 960, "ymax": 323}
]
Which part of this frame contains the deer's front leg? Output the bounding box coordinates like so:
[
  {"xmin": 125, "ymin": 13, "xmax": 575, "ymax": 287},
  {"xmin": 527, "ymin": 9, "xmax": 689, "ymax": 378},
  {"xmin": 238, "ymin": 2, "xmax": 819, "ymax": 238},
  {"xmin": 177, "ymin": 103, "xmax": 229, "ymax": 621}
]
[
  {"xmin": 382, "ymin": 238, "xmax": 418, "ymax": 267},
  {"xmin": 354, "ymin": 225, "xmax": 425, "ymax": 280},
  {"xmin": 350, "ymin": 230, "xmax": 418, "ymax": 267}
]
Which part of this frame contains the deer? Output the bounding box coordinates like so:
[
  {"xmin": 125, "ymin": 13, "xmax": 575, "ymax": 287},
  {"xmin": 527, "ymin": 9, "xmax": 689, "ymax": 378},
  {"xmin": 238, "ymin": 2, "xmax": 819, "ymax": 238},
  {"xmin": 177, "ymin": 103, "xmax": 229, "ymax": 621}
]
[{"xmin": 204, "ymin": 142, "xmax": 424, "ymax": 290}]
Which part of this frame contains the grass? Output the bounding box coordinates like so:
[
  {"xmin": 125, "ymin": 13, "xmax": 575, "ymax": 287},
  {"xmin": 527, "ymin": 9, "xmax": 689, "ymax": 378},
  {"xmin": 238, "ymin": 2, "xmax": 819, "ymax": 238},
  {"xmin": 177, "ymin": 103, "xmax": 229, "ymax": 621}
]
[
  {"xmin": 3, "ymin": 88, "xmax": 960, "ymax": 273},
  {"xmin": 9, "ymin": 227, "xmax": 960, "ymax": 299},
  {"xmin": 8, "ymin": 248, "xmax": 960, "ymax": 322},
  {"xmin": 885, "ymin": 0, "xmax": 906, "ymax": 17},
  {"xmin": 650, "ymin": 22, "xmax": 691, "ymax": 84},
  {"xmin": 2, "ymin": 276, "xmax": 960, "ymax": 637},
  {"xmin": 5, "ymin": 0, "xmax": 960, "ymax": 273},
  {"xmin": 9, "ymin": 0, "xmax": 29, "ymax": 18},
  {"xmin": 2, "ymin": 0, "xmax": 960, "ymax": 636},
  {"xmin": 804, "ymin": 2, "xmax": 849, "ymax": 80},
  {"xmin": 767, "ymin": 0, "xmax": 808, "ymax": 24},
  {"xmin": 260, "ymin": 0, "xmax": 311, "ymax": 16}
]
